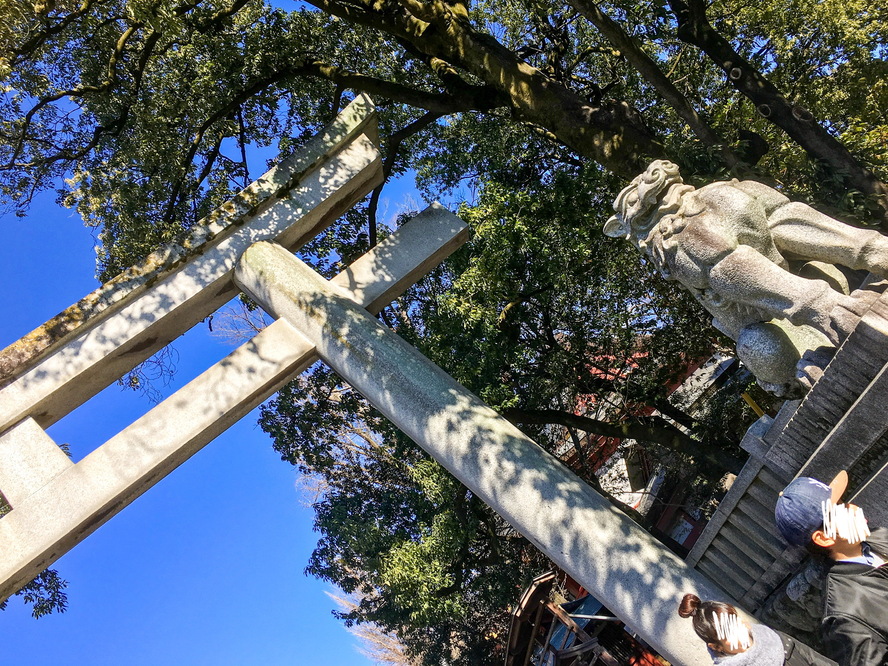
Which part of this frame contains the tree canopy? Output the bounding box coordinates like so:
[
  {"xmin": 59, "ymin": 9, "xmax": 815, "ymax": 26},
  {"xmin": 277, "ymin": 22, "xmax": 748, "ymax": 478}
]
[
  {"xmin": 1, "ymin": 0, "xmax": 886, "ymax": 659},
  {"xmin": 3, "ymin": 0, "xmax": 888, "ymax": 252}
]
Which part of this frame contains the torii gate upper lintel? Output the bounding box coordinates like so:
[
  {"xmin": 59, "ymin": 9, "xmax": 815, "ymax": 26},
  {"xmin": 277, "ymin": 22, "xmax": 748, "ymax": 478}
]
[
  {"xmin": 0, "ymin": 93, "xmax": 381, "ymax": 426},
  {"xmin": 0, "ymin": 95, "xmax": 465, "ymax": 600}
]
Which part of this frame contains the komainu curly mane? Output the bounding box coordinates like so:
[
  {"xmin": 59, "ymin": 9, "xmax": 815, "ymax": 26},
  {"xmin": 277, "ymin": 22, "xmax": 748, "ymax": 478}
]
[{"xmin": 606, "ymin": 160, "xmax": 693, "ymax": 251}]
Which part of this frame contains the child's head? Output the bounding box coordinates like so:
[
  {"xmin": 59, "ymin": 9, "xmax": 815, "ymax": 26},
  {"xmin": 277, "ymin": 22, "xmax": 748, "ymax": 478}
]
[
  {"xmin": 678, "ymin": 593, "xmax": 751, "ymax": 655},
  {"xmin": 774, "ymin": 470, "xmax": 869, "ymax": 556}
]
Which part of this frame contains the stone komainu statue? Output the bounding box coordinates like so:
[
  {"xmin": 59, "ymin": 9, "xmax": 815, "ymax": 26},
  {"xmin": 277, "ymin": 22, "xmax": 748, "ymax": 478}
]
[{"xmin": 604, "ymin": 160, "xmax": 888, "ymax": 396}]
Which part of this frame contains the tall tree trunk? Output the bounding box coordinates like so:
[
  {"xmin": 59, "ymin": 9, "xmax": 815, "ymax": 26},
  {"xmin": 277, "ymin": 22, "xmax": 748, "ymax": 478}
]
[
  {"xmin": 568, "ymin": 0, "xmax": 742, "ymax": 170},
  {"xmin": 668, "ymin": 0, "xmax": 888, "ymax": 226},
  {"xmin": 305, "ymin": 0, "xmax": 665, "ymax": 176}
]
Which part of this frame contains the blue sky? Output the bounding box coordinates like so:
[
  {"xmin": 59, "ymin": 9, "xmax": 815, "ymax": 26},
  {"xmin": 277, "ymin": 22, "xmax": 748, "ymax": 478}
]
[{"xmin": 0, "ymin": 187, "xmax": 420, "ymax": 664}]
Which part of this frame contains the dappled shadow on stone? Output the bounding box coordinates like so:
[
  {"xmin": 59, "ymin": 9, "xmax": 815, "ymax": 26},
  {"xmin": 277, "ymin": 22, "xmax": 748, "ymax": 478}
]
[{"xmin": 235, "ymin": 240, "xmax": 722, "ymax": 664}]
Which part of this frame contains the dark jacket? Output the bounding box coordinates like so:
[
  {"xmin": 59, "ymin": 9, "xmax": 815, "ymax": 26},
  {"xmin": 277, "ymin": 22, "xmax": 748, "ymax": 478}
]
[
  {"xmin": 820, "ymin": 527, "xmax": 888, "ymax": 666},
  {"xmin": 778, "ymin": 630, "xmax": 838, "ymax": 666}
]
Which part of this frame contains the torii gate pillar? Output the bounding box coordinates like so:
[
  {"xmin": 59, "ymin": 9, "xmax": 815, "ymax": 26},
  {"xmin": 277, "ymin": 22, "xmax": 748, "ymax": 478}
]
[{"xmin": 235, "ymin": 242, "xmax": 733, "ymax": 666}]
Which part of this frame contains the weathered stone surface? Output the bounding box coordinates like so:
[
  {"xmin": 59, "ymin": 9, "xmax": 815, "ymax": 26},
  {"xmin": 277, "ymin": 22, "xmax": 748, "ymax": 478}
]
[
  {"xmin": 799, "ymin": 363, "xmax": 888, "ymax": 484},
  {"xmin": 0, "ymin": 94, "xmax": 378, "ymax": 391},
  {"xmin": 605, "ymin": 160, "xmax": 888, "ymax": 396},
  {"xmin": 234, "ymin": 241, "xmax": 737, "ymax": 666},
  {"xmin": 686, "ymin": 453, "xmax": 765, "ymax": 567},
  {"xmin": 852, "ymin": 464, "xmax": 888, "ymax": 527},
  {"xmin": 758, "ymin": 559, "xmax": 826, "ymax": 648},
  {"xmin": 0, "ymin": 418, "xmax": 72, "ymax": 507},
  {"xmin": 332, "ymin": 202, "xmax": 469, "ymax": 314},
  {"xmin": 696, "ymin": 556, "xmax": 747, "ymax": 600},
  {"xmin": 765, "ymin": 289, "xmax": 888, "ymax": 476},
  {"xmin": 0, "ymin": 106, "xmax": 381, "ymax": 434},
  {"xmin": 0, "ymin": 205, "xmax": 468, "ymax": 605},
  {"xmin": 702, "ymin": 544, "xmax": 756, "ymax": 591},
  {"xmin": 721, "ymin": 518, "xmax": 784, "ymax": 560},
  {"xmin": 738, "ymin": 413, "xmax": 773, "ymax": 459},
  {"xmin": 687, "ymin": 286, "xmax": 888, "ymax": 643}
]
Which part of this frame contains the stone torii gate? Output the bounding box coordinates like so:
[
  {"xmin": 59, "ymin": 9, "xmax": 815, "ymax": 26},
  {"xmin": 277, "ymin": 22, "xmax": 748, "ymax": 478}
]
[{"xmin": 0, "ymin": 96, "xmax": 726, "ymax": 665}]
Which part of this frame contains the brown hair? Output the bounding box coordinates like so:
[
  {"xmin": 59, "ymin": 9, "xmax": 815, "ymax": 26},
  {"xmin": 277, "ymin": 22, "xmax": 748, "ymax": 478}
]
[{"xmin": 678, "ymin": 593, "xmax": 740, "ymax": 645}]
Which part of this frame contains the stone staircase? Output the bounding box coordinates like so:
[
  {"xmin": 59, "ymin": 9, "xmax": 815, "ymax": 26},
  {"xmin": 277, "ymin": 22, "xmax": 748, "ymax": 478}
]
[
  {"xmin": 686, "ymin": 289, "xmax": 888, "ymax": 628},
  {"xmin": 686, "ymin": 405, "xmax": 795, "ymax": 610}
]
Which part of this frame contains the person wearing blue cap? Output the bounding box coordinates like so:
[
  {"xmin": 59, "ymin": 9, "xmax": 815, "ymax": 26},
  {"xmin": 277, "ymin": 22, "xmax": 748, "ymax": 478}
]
[{"xmin": 775, "ymin": 471, "xmax": 888, "ymax": 666}]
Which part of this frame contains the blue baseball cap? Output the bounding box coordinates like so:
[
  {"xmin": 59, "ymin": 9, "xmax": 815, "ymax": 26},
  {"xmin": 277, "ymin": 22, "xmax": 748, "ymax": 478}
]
[{"xmin": 774, "ymin": 471, "xmax": 848, "ymax": 546}]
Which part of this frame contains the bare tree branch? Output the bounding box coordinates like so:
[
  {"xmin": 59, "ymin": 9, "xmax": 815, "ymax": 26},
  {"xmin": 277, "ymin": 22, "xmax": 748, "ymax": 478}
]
[
  {"xmin": 367, "ymin": 110, "xmax": 443, "ymax": 245},
  {"xmin": 500, "ymin": 406, "xmax": 744, "ymax": 474}
]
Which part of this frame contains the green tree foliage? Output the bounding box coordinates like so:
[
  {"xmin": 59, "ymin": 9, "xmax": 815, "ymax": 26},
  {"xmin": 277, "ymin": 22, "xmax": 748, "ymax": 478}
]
[
  {"xmin": 422, "ymin": 172, "xmax": 747, "ymax": 472},
  {"xmin": 0, "ymin": 0, "xmax": 882, "ymax": 656},
  {"xmin": 0, "ymin": 570, "xmax": 68, "ymax": 618},
  {"xmin": 3, "ymin": 0, "xmax": 888, "ymax": 259},
  {"xmin": 260, "ymin": 362, "xmax": 552, "ymax": 664},
  {"xmin": 714, "ymin": 0, "xmax": 888, "ymax": 215}
]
